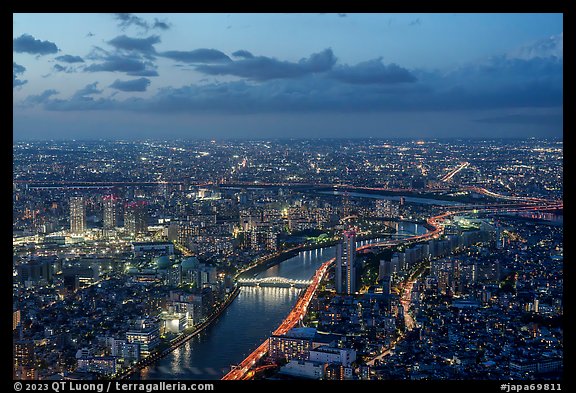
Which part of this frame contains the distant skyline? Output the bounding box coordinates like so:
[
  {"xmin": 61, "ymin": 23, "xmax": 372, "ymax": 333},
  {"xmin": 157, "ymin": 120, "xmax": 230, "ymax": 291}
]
[{"xmin": 13, "ymin": 13, "xmax": 563, "ymax": 140}]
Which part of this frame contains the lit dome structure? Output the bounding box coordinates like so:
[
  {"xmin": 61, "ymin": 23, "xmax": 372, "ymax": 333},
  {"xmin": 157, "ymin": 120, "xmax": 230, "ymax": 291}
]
[
  {"xmin": 180, "ymin": 256, "xmax": 199, "ymax": 270},
  {"xmin": 155, "ymin": 255, "xmax": 172, "ymax": 270}
]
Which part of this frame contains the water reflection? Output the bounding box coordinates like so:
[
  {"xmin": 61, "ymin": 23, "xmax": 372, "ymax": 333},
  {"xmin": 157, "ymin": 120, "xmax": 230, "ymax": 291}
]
[{"xmin": 141, "ymin": 221, "xmax": 428, "ymax": 380}]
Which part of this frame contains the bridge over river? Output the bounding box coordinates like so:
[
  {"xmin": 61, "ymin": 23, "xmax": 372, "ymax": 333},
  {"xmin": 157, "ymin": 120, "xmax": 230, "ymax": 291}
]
[{"xmin": 237, "ymin": 276, "xmax": 312, "ymax": 288}]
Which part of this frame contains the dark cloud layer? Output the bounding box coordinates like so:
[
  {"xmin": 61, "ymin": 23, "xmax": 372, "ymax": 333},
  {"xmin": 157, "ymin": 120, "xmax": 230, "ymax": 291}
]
[
  {"xmin": 13, "ymin": 34, "xmax": 58, "ymax": 55},
  {"xmin": 19, "ymin": 40, "xmax": 562, "ymax": 129},
  {"xmin": 160, "ymin": 49, "xmax": 231, "ymax": 64},
  {"xmin": 474, "ymin": 112, "xmax": 562, "ymax": 125},
  {"xmin": 31, "ymin": 52, "xmax": 561, "ymax": 116},
  {"xmin": 55, "ymin": 54, "xmax": 84, "ymax": 63},
  {"xmin": 109, "ymin": 77, "xmax": 151, "ymax": 92},
  {"xmin": 196, "ymin": 48, "xmax": 337, "ymax": 80}
]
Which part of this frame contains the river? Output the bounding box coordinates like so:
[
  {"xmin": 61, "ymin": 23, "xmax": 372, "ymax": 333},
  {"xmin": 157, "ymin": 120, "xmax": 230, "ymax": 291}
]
[
  {"xmin": 140, "ymin": 221, "xmax": 427, "ymax": 380},
  {"xmin": 319, "ymin": 190, "xmax": 466, "ymax": 206}
]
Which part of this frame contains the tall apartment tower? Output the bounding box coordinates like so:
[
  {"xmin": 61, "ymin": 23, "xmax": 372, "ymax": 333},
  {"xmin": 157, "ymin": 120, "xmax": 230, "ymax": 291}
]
[
  {"xmin": 69, "ymin": 196, "xmax": 86, "ymax": 234},
  {"xmin": 335, "ymin": 230, "xmax": 357, "ymax": 294},
  {"xmin": 335, "ymin": 243, "xmax": 343, "ymax": 293},
  {"xmin": 124, "ymin": 201, "xmax": 148, "ymax": 236},
  {"xmin": 103, "ymin": 195, "xmax": 119, "ymax": 229}
]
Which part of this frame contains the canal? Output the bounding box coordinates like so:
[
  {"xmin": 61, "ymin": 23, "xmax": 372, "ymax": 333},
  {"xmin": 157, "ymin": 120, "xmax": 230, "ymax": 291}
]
[{"xmin": 140, "ymin": 221, "xmax": 427, "ymax": 380}]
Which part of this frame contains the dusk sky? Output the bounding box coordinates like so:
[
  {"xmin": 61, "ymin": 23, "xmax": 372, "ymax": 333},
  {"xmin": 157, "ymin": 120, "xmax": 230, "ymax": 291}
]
[{"xmin": 13, "ymin": 13, "xmax": 563, "ymax": 140}]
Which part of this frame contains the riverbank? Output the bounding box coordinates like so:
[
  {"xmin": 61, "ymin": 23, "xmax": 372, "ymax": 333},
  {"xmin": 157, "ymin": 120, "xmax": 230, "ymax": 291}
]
[
  {"xmin": 237, "ymin": 227, "xmax": 416, "ymax": 279},
  {"xmin": 222, "ymin": 258, "xmax": 334, "ymax": 380},
  {"xmin": 117, "ymin": 286, "xmax": 241, "ymax": 380}
]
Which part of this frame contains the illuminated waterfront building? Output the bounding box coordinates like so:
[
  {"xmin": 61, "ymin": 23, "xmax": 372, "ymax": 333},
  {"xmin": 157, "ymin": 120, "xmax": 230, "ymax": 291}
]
[
  {"xmin": 126, "ymin": 318, "xmax": 160, "ymax": 357},
  {"xmin": 335, "ymin": 230, "xmax": 357, "ymax": 294}
]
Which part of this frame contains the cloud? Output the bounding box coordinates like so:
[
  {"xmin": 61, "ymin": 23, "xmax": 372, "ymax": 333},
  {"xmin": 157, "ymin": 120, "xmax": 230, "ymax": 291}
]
[
  {"xmin": 53, "ymin": 62, "xmax": 83, "ymax": 73},
  {"xmin": 108, "ymin": 35, "xmax": 160, "ymax": 55},
  {"xmin": 127, "ymin": 69, "xmax": 159, "ymax": 77},
  {"xmin": 113, "ymin": 13, "xmax": 171, "ymax": 32},
  {"xmin": 431, "ymin": 54, "xmax": 563, "ymax": 98},
  {"xmin": 13, "ymin": 62, "xmax": 25, "ymax": 74},
  {"xmin": 195, "ymin": 48, "xmax": 337, "ymax": 80},
  {"xmin": 409, "ymin": 18, "xmax": 422, "ymax": 26},
  {"xmin": 153, "ymin": 19, "xmax": 171, "ymax": 31},
  {"xmin": 73, "ymin": 82, "xmax": 102, "ymax": 98},
  {"xmin": 160, "ymin": 49, "xmax": 231, "ymax": 63},
  {"xmin": 13, "ymin": 34, "xmax": 59, "ymax": 55},
  {"xmin": 55, "ymin": 54, "xmax": 84, "ymax": 63},
  {"xmin": 32, "ymin": 83, "xmax": 113, "ymax": 111},
  {"xmin": 44, "ymin": 97, "xmax": 116, "ymax": 112},
  {"xmin": 232, "ymin": 50, "xmax": 254, "ymax": 59},
  {"xmin": 114, "ymin": 13, "xmax": 148, "ymax": 31},
  {"xmin": 13, "ymin": 62, "xmax": 27, "ymax": 88},
  {"xmin": 84, "ymin": 45, "xmax": 158, "ymax": 76},
  {"xmin": 330, "ymin": 59, "xmax": 417, "ymax": 84},
  {"xmin": 474, "ymin": 112, "xmax": 563, "ymax": 125},
  {"xmin": 53, "ymin": 64, "xmax": 66, "ymax": 72},
  {"xmin": 29, "ymin": 68, "xmax": 561, "ymax": 116},
  {"xmin": 507, "ymin": 32, "xmax": 562, "ymax": 60},
  {"xmin": 109, "ymin": 77, "xmax": 151, "ymax": 92},
  {"xmin": 22, "ymin": 36, "xmax": 562, "ymax": 118},
  {"xmin": 23, "ymin": 89, "xmax": 59, "ymax": 105},
  {"xmin": 84, "ymin": 55, "xmax": 155, "ymax": 74}
]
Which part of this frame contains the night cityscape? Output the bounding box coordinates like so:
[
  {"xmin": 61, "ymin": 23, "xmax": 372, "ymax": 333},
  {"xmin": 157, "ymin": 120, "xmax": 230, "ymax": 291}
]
[{"xmin": 13, "ymin": 12, "xmax": 563, "ymax": 388}]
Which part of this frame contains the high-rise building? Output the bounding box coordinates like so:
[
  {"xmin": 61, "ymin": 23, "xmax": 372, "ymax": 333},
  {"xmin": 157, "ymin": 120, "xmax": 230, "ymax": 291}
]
[
  {"xmin": 13, "ymin": 309, "xmax": 21, "ymax": 331},
  {"xmin": 335, "ymin": 230, "xmax": 357, "ymax": 294},
  {"xmin": 69, "ymin": 196, "xmax": 86, "ymax": 234},
  {"xmin": 124, "ymin": 201, "xmax": 148, "ymax": 236},
  {"xmin": 13, "ymin": 339, "xmax": 36, "ymax": 379},
  {"xmin": 335, "ymin": 242, "xmax": 343, "ymax": 294},
  {"xmin": 103, "ymin": 195, "xmax": 119, "ymax": 229}
]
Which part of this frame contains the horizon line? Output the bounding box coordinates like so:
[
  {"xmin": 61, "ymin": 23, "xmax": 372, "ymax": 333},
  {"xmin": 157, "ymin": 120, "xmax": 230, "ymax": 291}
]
[{"xmin": 12, "ymin": 136, "xmax": 564, "ymax": 142}]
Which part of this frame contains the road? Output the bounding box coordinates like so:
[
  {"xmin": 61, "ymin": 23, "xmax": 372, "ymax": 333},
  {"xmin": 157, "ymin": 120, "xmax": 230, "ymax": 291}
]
[
  {"xmin": 221, "ymin": 258, "xmax": 334, "ymax": 380},
  {"xmin": 224, "ymin": 183, "xmax": 563, "ymax": 380},
  {"xmin": 441, "ymin": 162, "xmax": 470, "ymax": 182}
]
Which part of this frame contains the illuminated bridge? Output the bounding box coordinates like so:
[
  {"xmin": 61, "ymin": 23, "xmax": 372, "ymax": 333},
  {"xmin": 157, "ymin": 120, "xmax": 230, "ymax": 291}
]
[{"xmin": 237, "ymin": 276, "xmax": 313, "ymax": 288}]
